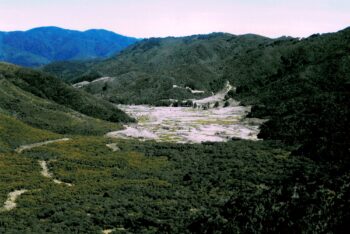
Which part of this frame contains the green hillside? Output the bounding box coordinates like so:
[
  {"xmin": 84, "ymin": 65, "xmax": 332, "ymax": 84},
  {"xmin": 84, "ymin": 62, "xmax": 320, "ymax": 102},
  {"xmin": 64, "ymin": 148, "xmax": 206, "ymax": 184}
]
[
  {"xmin": 222, "ymin": 27, "xmax": 350, "ymax": 161},
  {"xmin": 0, "ymin": 63, "xmax": 134, "ymax": 123},
  {"xmin": 42, "ymin": 60, "xmax": 101, "ymax": 82},
  {"xmin": 0, "ymin": 78, "xmax": 120, "ymax": 135},
  {"xmin": 44, "ymin": 33, "xmax": 273, "ymax": 104},
  {"xmin": 0, "ymin": 113, "xmax": 60, "ymax": 152}
]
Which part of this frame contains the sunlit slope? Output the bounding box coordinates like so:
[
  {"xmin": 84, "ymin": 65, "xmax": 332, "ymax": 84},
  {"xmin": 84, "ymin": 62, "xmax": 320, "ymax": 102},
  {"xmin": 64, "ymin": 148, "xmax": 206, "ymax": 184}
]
[
  {"xmin": 0, "ymin": 62, "xmax": 133, "ymax": 123},
  {"xmin": 0, "ymin": 113, "xmax": 60, "ymax": 152},
  {"xmin": 0, "ymin": 79, "xmax": 120, "ymax": 135},
  {"xmin": 0, "ymin": 135, "xmax": 347, "ymax": 233}
]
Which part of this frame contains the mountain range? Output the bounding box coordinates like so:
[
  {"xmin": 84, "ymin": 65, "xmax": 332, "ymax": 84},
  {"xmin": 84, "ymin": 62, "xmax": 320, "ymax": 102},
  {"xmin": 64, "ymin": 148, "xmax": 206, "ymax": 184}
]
[{"xmin": 0, "ymin": 27, "xmax": 139, "ymax": 67}]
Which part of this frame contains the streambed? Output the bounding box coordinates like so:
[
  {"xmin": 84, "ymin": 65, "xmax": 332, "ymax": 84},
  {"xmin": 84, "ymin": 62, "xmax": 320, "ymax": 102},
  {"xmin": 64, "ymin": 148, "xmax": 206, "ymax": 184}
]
[
  {"xmin": 107, "ymin": 104, "xmax": 264, "ymax": 143},
  {"xmin": 107, "ymin": 82, "xmax": 265, "ymax": 143}
]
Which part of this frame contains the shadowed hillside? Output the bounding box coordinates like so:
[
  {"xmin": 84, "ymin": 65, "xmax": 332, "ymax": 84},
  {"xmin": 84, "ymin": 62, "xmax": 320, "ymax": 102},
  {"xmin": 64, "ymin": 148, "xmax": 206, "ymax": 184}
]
[{"xmin": 222, "ymin": 27, "xmax": 350, "ymax": 161}]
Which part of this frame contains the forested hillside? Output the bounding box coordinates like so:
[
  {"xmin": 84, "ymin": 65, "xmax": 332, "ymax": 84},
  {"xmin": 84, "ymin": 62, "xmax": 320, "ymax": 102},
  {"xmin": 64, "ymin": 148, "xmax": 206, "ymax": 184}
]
[
  {"xmin": 0, "ymin": 27, "xmax": 138, "ymax": 67},
  {"xmin": 44, "ymin": 33, "xmax": 273, "ymax": 104},
  {"xmin": 0, "ymin": 63, "xmax": 133, "ymax": 123},
  {"xmin": 222, "ymin": 27, "xmax": 350, "ymax": 161}
]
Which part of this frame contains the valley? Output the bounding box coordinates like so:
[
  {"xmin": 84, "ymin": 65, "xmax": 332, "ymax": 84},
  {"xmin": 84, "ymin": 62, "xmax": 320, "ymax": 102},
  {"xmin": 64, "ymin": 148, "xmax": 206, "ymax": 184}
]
[{"xmin": 0, "ymin": 25, "xmax": 349, "ymax": 233}]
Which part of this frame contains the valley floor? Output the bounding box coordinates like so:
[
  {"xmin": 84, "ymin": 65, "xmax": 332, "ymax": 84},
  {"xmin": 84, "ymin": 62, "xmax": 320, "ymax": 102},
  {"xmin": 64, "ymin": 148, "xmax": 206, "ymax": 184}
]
[
  {"xmin": 108, "ymin": 104, "xmax": 262, "ymax": 143},
  {"xmin": 107, "ymin": 82, "xmax": 265, "ymax": 143}
]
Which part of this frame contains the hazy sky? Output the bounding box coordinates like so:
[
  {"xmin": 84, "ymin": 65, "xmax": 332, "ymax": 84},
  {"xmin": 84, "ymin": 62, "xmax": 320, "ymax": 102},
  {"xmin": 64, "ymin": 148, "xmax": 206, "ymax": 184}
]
[{"xmin": 0, "ymin": 0, "xmax": 349, "ymax": 38}]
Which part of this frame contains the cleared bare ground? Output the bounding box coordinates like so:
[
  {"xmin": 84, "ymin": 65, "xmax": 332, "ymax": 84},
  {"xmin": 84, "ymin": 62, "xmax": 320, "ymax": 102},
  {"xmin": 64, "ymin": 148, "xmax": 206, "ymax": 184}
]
[
  {"xmin": 107, "ymin": 83, "xmax": 265, "ymax": 143},
  {"xmin": 0, "ymin": 189, "xmax": 28, "ymax": 212},
  {"xmin": 39, "ymin": 160, "xmax": 73, "ymax": 187}
]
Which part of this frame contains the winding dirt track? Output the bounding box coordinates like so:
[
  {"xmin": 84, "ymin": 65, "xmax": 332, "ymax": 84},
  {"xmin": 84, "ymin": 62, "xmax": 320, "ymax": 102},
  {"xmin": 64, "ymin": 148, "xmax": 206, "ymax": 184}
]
[
  {"xmin": 106, "ymin": 143, "xmax": 120, "ymax": 152},
  {"xmin": 15, "ymin": 138, "xmax": 70, "ymax": 153},
  {"xmin": 0, "ymin": 189, "xmax": 28, "ymax": 212},
  {"xmin": 38, "ymin": 160, "xmax": 73, "ymax": 186},
  {"xmin": 1, "ymin": 138, "xmax": 73, "ymax": 212}
]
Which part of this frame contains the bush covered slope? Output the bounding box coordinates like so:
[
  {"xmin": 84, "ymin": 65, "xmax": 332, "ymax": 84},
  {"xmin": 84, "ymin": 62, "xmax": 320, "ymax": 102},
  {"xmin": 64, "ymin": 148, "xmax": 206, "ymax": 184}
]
[
  {"xmin": 1, "ymin": 136, "xmax": 349, "ymax": 233},
  {"xmin": 0, "ymin": 27, "xmax": 138, "ymax": 67}
]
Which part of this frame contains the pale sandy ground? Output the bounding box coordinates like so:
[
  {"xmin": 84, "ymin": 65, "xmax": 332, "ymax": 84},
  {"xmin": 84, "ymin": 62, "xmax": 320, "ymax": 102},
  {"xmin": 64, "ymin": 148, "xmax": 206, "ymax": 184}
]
[
  {"xmin": 172, "ymin": 84, "xmax": 205, "ymax": 94},
  {"xmin": 15, "ymin": 138, "xmax": 70, "ymax": 153},
  {"xmin": 38, "ymin": 160, "xmax": 73, "ymax": 187},
  {"xmin": 106, "ymin": 143, "xmax": 120, "ymax": 152},
  {"xmin": 193, "ymin": 81, "xmax": 233, "ymax": 106},
  {"xmin": 102, "ymin": 229, "xmax": 114, "ymax": 234},
  {"xmin": 73, "ymin": 77, "xmax": 113, "ymax": 88},
  {"xmin": 1, "ymin": 138, "xmax": 72, "ymax": 213},
  {"xmin": 102, "ymin": 227, "xmax": 126, "ymax": 234},
  {"xmin": 107, "ymin": 82, "xmax": 266, "ymax": 143},
  {"xmin": 0, "ymin": 189, "xmax": 28, "ymax": 212}
]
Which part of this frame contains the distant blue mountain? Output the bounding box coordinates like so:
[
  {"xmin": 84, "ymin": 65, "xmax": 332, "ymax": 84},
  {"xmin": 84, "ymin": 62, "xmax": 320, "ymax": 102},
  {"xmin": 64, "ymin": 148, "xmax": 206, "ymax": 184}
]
[{"xmin": 0, "ymin": 26, "xmax": 139, "ymax": 67}]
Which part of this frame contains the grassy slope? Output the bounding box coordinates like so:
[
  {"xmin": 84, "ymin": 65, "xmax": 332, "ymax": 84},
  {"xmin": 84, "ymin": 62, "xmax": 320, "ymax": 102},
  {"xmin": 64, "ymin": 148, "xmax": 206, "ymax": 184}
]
[
  {"xmin": 0, "ymin": 62, "xmax": 133, "ymax": 123},
  {"xmin": 0, "ymin": 78, "xmax": 122, "ymax": 135},
  {"xmin": 0, "ymin": 113, "xmax": 60, "ymax": 152}
]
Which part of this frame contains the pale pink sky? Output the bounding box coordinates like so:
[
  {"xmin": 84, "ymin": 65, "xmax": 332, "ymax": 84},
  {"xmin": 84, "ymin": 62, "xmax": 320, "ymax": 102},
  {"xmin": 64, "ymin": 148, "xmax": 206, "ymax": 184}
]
[{"xmin": 0, "ymin": 0, "xmax": 349, "ymax": 38}]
